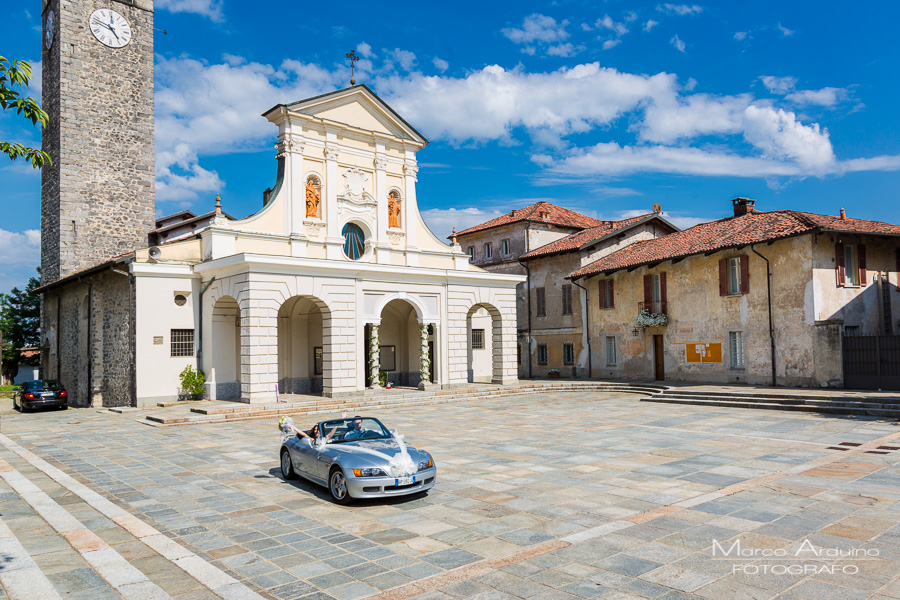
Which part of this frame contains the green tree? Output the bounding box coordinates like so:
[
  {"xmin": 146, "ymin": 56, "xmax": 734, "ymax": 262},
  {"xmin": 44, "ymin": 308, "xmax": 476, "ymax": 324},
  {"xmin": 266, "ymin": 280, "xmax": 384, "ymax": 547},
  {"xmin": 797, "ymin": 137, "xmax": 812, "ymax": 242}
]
[
  {"xmin": 1, "ymin": 57, "xmax": 51, "ymax": 168},
  {"xmin": 0, "ymin": 269, "xmax": 41, "ymax": 382}
]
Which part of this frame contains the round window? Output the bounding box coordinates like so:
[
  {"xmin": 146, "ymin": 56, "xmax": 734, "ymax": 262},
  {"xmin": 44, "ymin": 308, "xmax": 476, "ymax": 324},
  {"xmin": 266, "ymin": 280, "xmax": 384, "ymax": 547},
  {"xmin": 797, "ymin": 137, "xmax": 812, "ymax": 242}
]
[
  {"xmin": 342, "ymin": 223, "xmax": 365, "ymax": 260},
  {"xmin": 174, "ymin": 294, "xmax": 187, "ymax": 306}
]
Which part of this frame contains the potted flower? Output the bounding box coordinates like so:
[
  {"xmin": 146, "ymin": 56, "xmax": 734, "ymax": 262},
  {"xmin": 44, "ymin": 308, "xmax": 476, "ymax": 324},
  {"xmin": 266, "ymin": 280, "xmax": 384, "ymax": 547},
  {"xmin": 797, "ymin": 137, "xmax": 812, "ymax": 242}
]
[
  {"xmin": 634, "ymin": 309, "xmax": 668, "ymax": 328},
  {"xmin": 548, "ymin": 369, "xmax": 561, "ymax": 379},
  {"xmin": 178, "ymin": 365, "xmax": 206, "ymax": 401}
]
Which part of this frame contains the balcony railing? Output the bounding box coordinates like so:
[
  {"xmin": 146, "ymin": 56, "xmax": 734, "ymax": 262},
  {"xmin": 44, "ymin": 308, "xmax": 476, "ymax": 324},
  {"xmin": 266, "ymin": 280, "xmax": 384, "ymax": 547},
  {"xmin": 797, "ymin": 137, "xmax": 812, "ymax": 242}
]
[{"xmin": 638, "ymin": 301, "xmax": 667, "ymax": 315}]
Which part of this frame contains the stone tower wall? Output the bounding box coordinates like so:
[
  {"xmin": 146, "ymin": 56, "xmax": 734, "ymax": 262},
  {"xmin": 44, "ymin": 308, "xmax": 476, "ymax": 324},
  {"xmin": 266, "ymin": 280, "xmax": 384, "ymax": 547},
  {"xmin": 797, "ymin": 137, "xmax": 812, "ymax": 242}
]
[{"xmin": 40, "ymin": 0, "xmax": 155, "ymax": 283}]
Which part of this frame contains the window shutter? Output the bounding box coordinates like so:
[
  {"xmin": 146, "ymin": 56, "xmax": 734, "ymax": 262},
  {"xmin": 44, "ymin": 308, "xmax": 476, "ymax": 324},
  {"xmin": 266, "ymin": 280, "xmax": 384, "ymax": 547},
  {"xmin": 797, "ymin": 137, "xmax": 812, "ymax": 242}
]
[
  {"xmin": 835, "ymin": 242, "xmax": 845, "ymax": 286},
  {"xmin": 858, "ymin": 244, "xmax": 867, "ymax": 287},
  {"xmin": 719, "ymin": 258, "xmax": 727, "ymax": 296},
  {"xmin": 643, "ymin": 274, "xmax": 652, "ymax": 308},
  {"xmin": 609, "ymin": 279, "xmax": 614, "ymax": 309},
  {"xmin": 660, "ymin": 272, "xmax": 667, "ymax": 314},
  {"xmin": 740, "ymin": 255, "xmax": 750, "ymax": 294},
  {"xmin": 598, "ymin": 281, "xmax": 604, "ymax": 308}
]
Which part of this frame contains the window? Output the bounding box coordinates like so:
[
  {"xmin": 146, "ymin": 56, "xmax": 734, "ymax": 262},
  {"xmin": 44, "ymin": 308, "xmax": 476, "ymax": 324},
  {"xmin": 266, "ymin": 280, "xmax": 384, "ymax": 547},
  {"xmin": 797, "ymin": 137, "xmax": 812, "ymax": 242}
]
[
  {"xmin": 501, "ymin": 239, "xmax": 511, "ymax": 257},
  {"xmin": 467, "ymin": 246, "xmax": 475, "ymax": 260},
  {"xmin": 729, "ymin": 331, "xmax": 745, "ymax": 368},
  {"xmin": 844, "ymin": 325, "xmax": 861, "ymax": 337},
  {"xmin": 484, "ymin": 243, "xmax": 493, "ymax": 260},
  {"xmin": 599, "ymin": 279, "xmax": 614, "ymax": 309},
  {"xmin": 537, "ymin": 344, "xmax": 548, "ymax": 365},
  {"xmin": 643, "ymin": 273, "xmax": 667, "ymax": 314},
  {"xmin": 606, "ymin": 336, "xmax": 617, "ymax": 366},
  {"xmin": 472, "ymin": 329, "xmax": 485, "ymax": 349},
  {"xmin": 561, "ymin": 284, "xmax": 573, "ymax": 315},
  {"xmin": 563, "ymin": 343, "xmax": 575, "ymax": 365},
  {"xmin": 836, "ymin": 242, "xmax": 866, "ymax": 287},
  {"xmin": 720, "ymin": 256, "xmax": 749, "ymax": 295},
  {"xmin": 342, "ymin": 222, "xmax": 365, "ymax": 260},
  {"xmin": 535, "ymin": 287, "xmax": 546, "ymax": 317},
  {"xmin": 314, "ymin": 347, "xmax": 323, "ymax": 375},
  {"xmin": 170, "ymin": 329, "xmax": 194, "ymax": 357}
]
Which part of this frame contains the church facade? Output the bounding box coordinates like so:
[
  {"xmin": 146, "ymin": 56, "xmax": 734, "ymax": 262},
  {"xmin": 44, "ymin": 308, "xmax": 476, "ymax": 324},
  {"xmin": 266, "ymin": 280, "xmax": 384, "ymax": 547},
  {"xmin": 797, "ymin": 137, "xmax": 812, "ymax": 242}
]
[{"xmin": 36, "ymin": 0, "xmax": 521, "ymax": 407}]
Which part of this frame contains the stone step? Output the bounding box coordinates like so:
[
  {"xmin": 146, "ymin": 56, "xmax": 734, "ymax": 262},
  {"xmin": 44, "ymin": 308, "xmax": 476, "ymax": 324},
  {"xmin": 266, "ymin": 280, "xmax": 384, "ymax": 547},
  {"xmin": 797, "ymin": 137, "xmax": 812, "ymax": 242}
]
[
  {"xmin": 657, "ymin": 393, "xmax": 900, "ymax": 409},
  {"xmin": 642, "ymin": 396, "xmax": 900, "ymax": 419},
  {"xmin": 657, "ymin": 389, "xmax": 900, "ymax": 404}
]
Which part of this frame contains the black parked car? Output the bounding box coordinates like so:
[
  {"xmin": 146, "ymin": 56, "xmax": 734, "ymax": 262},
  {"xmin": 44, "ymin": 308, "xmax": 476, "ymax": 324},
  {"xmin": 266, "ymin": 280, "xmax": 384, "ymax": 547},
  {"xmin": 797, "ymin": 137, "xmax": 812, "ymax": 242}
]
[{"xmin": 13, "ymin": 380, "xmax": 68, "ymax": 411}]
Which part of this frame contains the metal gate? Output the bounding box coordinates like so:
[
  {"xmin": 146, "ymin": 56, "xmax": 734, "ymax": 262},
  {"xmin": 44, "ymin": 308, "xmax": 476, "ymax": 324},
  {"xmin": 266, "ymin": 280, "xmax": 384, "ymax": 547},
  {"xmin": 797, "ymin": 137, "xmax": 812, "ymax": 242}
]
[{"xmin": 843, "ymin": 335, "xmax": 900, "ymax": 390}]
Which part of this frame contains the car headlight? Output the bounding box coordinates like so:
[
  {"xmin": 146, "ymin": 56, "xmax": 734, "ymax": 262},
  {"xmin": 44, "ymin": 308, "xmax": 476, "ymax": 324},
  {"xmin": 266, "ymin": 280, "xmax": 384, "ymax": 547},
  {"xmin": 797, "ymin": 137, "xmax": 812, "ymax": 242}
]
[
  {"xmin": 418, "ymin": 459, "xmax": 433, "ymax": 471},
  {"xmin": 352, "ymin": 468, "xmax": 387, "ymax": 477}
]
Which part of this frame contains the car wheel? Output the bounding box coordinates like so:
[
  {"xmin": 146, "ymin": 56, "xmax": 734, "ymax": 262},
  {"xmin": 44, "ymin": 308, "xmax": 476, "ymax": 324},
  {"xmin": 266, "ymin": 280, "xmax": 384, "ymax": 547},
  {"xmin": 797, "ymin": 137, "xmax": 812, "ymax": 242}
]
[
  {"xmin": 280, "ymin": 450, "xmax": 297, "ymax": 480},
  {"xmin": 329, "ymin": 467, "xmax": 352, "ymax": 505}
]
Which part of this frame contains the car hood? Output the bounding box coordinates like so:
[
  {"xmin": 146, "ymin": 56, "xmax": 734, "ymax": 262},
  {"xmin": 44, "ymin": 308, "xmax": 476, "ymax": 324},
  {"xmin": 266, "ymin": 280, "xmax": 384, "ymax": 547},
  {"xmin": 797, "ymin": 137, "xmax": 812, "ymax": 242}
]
[{"xmin": 325, "ymin": 439, "xmax": 430, "ymax": 465}]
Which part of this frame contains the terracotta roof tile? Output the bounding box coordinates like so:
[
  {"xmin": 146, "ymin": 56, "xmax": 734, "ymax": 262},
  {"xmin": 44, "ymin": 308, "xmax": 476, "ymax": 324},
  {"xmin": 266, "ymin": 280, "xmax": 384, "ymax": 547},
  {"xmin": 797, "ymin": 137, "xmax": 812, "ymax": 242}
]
[
  {"xmin": 520, "ymin": 213, "xmax": 670, "ymax": 260},
  {"xmin": 570, "ymin": 209, "xmax": 900, "ymax": 279},
  {"xmin": 453, "ymin": 201, "xmax": 605, "ymax": 237}
]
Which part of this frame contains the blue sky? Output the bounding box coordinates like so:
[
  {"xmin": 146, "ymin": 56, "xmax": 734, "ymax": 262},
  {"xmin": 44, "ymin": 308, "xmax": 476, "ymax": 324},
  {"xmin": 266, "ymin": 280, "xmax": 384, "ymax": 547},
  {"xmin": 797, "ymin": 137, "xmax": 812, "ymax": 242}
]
[{"xmin": 2, "ymin": 0, "xmax": 900, "ymax": 293}]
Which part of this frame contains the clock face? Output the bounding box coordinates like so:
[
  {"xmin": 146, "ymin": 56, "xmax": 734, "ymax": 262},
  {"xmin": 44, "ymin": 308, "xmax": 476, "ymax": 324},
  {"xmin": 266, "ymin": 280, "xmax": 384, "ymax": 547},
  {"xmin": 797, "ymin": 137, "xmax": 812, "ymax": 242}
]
[
  {"xmin": 45, "ymin": 10, "xmax": 55, "ymax": 49},
  {"xmin": 89, "ymin": 8, "xmax": 132, "ymax": 48}
]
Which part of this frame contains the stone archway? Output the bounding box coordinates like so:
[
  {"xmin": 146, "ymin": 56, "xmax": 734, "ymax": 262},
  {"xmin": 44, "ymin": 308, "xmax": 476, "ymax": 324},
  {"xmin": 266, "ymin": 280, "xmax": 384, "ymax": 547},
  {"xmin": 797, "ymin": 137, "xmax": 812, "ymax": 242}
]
[
  {"xmin": 467, "ymin": 303, "xmax": 503, "ymax": 384},
  {"xmin": 210, "ymin": 296, "xmax": 241, "ymax": 399},
  {"xmin": 277, "ymin": 295, "xmax": 331, "ymax": 395}
]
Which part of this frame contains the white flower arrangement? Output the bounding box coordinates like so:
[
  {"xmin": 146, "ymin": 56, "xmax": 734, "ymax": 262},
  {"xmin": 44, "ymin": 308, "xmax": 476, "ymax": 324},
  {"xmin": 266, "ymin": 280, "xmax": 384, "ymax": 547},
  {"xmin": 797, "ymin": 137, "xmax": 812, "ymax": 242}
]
[
  {"xmin": 419, "ymin": 324, "xmax": 431, "ymax": 380},
  {"xmin": 634, "ymin": 309, "xmax": 668, "ymax": 328},
  {"xmin": 369, "ymin": 325, "xmax": 381, "ymax": 384}
]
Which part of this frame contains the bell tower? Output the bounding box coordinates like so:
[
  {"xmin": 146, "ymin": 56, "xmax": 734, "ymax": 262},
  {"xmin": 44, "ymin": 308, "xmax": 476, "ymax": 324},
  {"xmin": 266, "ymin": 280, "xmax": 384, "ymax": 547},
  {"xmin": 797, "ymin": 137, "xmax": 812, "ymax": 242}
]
[{"xmin": 40, "ymin": 0, "xmax": 156, "ymax": 283}]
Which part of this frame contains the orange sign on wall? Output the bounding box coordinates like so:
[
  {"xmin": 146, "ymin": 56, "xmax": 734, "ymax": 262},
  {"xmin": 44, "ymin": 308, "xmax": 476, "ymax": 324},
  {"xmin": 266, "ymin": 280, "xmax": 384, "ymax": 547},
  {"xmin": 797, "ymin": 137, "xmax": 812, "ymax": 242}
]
[{"xmin": 685, "ymin": 342, "xmax": 723, "ymax": 364}]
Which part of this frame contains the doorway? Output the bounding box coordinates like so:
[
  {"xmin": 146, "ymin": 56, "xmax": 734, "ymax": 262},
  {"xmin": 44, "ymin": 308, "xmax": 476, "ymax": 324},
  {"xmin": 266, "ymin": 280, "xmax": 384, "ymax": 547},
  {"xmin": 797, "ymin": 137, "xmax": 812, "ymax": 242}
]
[{"xmin": 653, "ymin": 335, "xmax": 665, "ymax": 380}]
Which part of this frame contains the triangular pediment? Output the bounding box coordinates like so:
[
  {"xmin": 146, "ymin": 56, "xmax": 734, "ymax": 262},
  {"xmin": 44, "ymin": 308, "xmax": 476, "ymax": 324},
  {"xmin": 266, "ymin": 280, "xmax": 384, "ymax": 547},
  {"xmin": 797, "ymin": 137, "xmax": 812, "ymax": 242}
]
[{"xmin": 268, "ymin": 85, "xmax": 427, "ymax": 145}]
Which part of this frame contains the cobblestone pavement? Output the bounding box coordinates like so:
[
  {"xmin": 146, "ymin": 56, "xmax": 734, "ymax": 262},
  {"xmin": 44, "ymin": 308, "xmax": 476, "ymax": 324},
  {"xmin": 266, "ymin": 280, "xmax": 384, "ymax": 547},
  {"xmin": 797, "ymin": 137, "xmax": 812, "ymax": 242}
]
[{"xmin": 0, "ymin": 391, "xmax": 899, "ymax": 600}]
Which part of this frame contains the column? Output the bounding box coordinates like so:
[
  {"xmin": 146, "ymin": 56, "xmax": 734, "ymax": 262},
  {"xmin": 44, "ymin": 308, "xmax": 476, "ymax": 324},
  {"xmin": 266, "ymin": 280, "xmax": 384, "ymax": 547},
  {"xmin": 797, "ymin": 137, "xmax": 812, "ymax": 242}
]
[
  {"xmin": 324, "ymin": 135, "xmax": 341, "ymax": 259},
  {"xmin": 374, "ymin": 152, "xmax": 389, "ymax": 264},
  {"xmin": 239, "ymin": 291, "xmax": 279, "ymax": 403},
  {"xmin": 403, "ymin": 160, "xmax": 419, "ymax": 266},
  {"xmin": 418, "ymin": 323, "xmax": 431, "ymax": 387},
  {"xmin": 368, "ymin": 323, "xmax": 381, "ymax": 388}
]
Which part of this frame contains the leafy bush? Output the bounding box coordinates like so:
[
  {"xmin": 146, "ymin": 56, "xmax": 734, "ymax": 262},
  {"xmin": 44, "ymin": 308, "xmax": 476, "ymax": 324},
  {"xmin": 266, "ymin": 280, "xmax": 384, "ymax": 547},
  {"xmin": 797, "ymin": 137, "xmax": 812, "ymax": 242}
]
[
  {"xmin": 179, "ymin": 365, "xmax": 206, "ymax": 396},
  {"xmin": 378, "ymin": 372, "xmax": 388, "ymax": 387}
]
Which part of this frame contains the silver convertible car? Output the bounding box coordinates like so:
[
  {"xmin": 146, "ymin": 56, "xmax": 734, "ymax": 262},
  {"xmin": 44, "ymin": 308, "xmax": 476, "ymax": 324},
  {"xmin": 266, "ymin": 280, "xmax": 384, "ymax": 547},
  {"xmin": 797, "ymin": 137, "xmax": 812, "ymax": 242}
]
[{"xmin": 280, "ymin": 416, "xmax": 437, "ymax": 504}]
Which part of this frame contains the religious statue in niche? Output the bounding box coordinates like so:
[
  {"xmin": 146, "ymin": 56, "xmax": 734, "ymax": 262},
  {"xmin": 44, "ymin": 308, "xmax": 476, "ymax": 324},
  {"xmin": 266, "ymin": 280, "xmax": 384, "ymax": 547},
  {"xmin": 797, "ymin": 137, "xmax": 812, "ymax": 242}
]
[
  {"xmin": 388, "ymin": 191, "xmax": 401, "ymax": 228},
  {"xmin": 306, "ymin": 178, "xmax": 320, "ymax": 218}
]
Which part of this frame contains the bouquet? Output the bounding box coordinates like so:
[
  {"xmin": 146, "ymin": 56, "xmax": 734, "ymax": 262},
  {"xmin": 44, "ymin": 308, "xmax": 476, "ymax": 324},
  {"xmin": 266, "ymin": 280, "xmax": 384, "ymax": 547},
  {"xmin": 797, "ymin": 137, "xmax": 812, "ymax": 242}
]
[{"xmin": 279, "ymin": 416, "xmax": 295, "ymax": 441}]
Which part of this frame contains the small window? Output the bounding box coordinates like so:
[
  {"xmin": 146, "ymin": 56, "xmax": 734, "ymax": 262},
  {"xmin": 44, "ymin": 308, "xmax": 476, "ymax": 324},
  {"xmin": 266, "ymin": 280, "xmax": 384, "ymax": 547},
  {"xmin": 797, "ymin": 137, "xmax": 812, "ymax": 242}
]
[
  {"xmin": 467, "ymin": 246, "xmax": 475, "ymax": 260},
  {"xmin": 171, "ymin": 329, "xmax": 194, "ymax": 357},
  {"xmin": 314, "ymin": 347, "xmax": 323, "ymax": 375},
  {"xmin": 342, "ymin": 223, "xmax": 365, "ymax": 260},
  {"xmin": 606, "ymin": 336, "xmax": 617, "ymax": 366},
  {"xmin": 844, "ymin": 325, "xmax": 861, "ymax": 337},
  {"xmin": 484, "ymin": 243, "xmax": 493, "ymax": 260},
  {"xmin": 535, "ymin": 287, "xmax": 546, "ymax": 317},
  {"xmin": 729, "ymin": 331, "xmax": 744, "ymax": 368},
  {"xmin": 537, "ymin": 344, "xmax": 548, "ymax": 365},
  {"xmin": 501, "ymin": 239, "xmax": 511, "ymax": 257},
  {"xmin": 599, "ymin": 279, "xmax": 614, "ymax": 309},
  {"xmin": 174, "ymin": 294, "xmax": 187, "ymax": 306},
  {"xmin": 472, "ymin": 329, "xmax": 485, "ymax": 350},
  {"xmin": 651, "ymin": 274, "xmax": 663, "ymax": 313},
  {"xmin": 563, "ymin": 343, "xmax": 575, "ymax": 365},
  {"xmin": 727, "ymin": 257, "xmax": 741, "ymax": 295},
  {"xmin": 561, "ymin": 285, "xmax": 573, "ymax": 315},
  {"xmin": 844, "ymin": 245, "xmax": 858, "ymax": 286}
]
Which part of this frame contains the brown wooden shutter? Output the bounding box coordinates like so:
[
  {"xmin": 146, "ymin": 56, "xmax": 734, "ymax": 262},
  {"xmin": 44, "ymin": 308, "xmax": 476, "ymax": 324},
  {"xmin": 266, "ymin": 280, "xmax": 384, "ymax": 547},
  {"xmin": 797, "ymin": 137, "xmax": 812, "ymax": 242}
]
[
  {"xmin": 609, "ymin": 279, "xmax": 614, "ymax": 309},
  {"xmin": 660, "ymin": 272, "xmax": 668, "ymax": 314},
  {"xmin": 719, "ymin": 259, "xmax": 727, "ymax": 296},
  {"xmin": 835, "ymin": 242, "xmax": 845, "ymax": 286},
  {"xmin": 643, "ymin": 274, "xmax": 652, "ymax": 308},
  {"xmin": 740, "ymin": 255, "xmax": 750, "ymax": 294},
  {"xmin": 598, "ymin": 280, "xmax": 604, "ymax": 308},
  {"xmin": 858, "ymin": 244, "xmax": 867, "ymax": 287}
]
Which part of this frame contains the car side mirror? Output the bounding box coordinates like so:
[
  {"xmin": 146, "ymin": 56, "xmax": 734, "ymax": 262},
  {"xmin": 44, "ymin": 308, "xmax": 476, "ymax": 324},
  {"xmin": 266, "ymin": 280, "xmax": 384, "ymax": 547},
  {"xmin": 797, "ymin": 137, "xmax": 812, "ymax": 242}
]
[{"xmin": 300, "ymin": 437, "xmax": 313, "ymax": 447}]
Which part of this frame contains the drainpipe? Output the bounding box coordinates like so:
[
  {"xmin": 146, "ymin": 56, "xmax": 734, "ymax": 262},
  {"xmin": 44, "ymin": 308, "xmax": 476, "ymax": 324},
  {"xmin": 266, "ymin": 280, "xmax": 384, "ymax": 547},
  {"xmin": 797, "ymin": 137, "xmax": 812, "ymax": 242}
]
[
  {"xmin": 571, "ymin": 277, "xmax": 591, "ymax": 378},
  {"xmin": 751, "ymin": 245, "xmax": 777, "ymax": 387},
  {"xmin": 197, "ymin": 276, "xmax": 216, "ymax": 369}
]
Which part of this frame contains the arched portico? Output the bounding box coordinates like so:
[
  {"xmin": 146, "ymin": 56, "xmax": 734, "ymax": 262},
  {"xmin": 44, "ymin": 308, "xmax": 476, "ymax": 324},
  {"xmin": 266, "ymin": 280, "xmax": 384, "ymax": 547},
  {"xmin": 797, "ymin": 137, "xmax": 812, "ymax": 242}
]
[
  {"xmin": 365, "ymin": 298, "xmax": 434, "ymax": 388},
  {"xmin": 278, "ymin": 295, "xmax": 332, "ymax": 395},
  {"xmin": 209, "ymin": 295, "xmax": 241, "ymax": 399},
  {"xmin": 467, "ymin": 303, "xmax": 504, "ymax": 384}
]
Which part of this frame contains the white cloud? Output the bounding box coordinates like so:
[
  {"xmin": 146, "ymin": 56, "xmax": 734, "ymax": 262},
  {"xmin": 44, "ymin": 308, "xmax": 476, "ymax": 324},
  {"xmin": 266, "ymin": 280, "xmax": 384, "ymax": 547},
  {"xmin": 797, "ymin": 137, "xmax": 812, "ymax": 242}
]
[
  {"xmin": 0, "ymin": 229, "xmax": 40, "ymax": 295},
  {"xmin": 356, "ymin": 42, "xmax": 374, "ymax": 59},
  {"xmin": 155, "ymin": 0, "xmax": 223, "ymax": 22},
  {"xmin": 547, "ymin": 43, "xmax": 583, "ymax": 57},
  {"xmin": 155, "ymin": 143, "xmax": 223, "ymax": 202},
  {"xmin": 502, "ymin": 14, "xmax": 569, "ymax": 45},
  {"xmin": 778, "ymin": 23, "xmax": 795, "ymax": 36},
  {"xmin": 760, "ymin": 75, "xmax": 797, "ymax": 94},
  {"xmin": 644, "ymin": 20, "xmax": 659, "ymax": 32},
  {"xmin": 385, "ymin": 48, "xmax": 417, "ymax": 72},
  {"xmin": 742, "ymin": 106, "xmax": 835, "ymax": 172},
  {"xmin": 421, "ymin": 207, "xmax": 504, "ymax": 239},
  {"xmin": 602, "ymin": 39, "xmax": 622, "ymax": 50},
  {"xmin": 733, "ymin": 31, "xmax": 748, "ymax": 41},
  {"xmin": 432, "ymin": 57, "xmax": 449, "ymax": 72},
  {"xmin": 785, "ymin": 87, "xmax": 849, "ymax": 107},
  {"xmin": 596, "ymin": 15, "xmax": 629, "ymax": 36},
  {"xmin": 658, "ymin": 4, "xmax": 703, "ymax": 15},
  {"xmin": 639, "ymin": 93, "xmax": 752, "ymax": 143},
  {"xmin": 671, "ymin": 35, "xmax": 686, "ymax": 52}
]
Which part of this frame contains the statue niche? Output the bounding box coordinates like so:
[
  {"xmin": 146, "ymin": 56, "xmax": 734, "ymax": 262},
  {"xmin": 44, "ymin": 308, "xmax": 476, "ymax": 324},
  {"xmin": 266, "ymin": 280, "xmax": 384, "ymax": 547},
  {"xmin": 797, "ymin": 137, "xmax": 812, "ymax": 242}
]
[
  {"xmin": 305, "ymin": 177, "xmax": 320, "ymax": 219},
  {"xmin": 388, "ymin": 190, "xmax": 401, "ymax": 229}
]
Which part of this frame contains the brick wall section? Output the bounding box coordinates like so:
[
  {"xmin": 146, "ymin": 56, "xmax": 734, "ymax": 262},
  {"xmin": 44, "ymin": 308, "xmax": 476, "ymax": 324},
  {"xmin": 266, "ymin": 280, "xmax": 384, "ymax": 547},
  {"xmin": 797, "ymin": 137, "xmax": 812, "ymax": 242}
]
[{"xmin": 41, "ymin": 0, "xmax": 155, "ymax": 283}]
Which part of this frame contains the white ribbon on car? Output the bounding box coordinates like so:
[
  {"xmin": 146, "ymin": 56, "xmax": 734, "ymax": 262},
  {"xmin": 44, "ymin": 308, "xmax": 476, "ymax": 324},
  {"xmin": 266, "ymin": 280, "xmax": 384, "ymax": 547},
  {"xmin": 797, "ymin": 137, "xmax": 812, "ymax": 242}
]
[{"xmin": 318, "ymin": 433, "xmax": 416, "ymax": 477}]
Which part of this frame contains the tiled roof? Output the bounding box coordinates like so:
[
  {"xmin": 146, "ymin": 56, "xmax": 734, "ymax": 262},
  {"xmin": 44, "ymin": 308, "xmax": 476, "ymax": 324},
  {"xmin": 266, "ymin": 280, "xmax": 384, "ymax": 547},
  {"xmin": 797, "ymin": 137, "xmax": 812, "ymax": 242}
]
[
  {"xmin": 453, "ymin": 202, "xmax": 605, "ymax": 237},
  {"xmin": 570, "ymin": 209, "xmax": 900, "ymax": 279},
  {"xmin": 520, "ymin": 213, "xmax": 671, "ymax": 260}
]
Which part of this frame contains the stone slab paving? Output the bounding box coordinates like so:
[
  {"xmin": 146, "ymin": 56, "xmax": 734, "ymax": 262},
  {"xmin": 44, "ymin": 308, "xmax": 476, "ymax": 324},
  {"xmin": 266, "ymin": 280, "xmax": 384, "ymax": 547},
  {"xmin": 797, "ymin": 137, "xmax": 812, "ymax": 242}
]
[{"xmin": 1, "ymin": 391, "xmax": 899, "ymax": 599}]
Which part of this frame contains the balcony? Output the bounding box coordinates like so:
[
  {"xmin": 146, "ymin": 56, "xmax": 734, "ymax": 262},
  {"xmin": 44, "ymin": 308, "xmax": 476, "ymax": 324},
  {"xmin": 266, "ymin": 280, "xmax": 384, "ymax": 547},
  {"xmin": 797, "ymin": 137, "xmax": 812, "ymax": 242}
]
[{"xmin": 636, "ymin": 302, "xmax": 668, "ymax": 327}]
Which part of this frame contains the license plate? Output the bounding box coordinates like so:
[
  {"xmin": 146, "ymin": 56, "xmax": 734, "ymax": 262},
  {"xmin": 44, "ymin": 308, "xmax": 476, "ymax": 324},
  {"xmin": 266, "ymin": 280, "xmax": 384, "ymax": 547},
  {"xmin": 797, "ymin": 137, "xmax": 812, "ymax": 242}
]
[
  {"xmin": 41, "ymin": 392, "xmax": 54, "ymax": 398},
  {"xmin": 395, "ymin": 476, "xmax": 415, "ymax": 486}
]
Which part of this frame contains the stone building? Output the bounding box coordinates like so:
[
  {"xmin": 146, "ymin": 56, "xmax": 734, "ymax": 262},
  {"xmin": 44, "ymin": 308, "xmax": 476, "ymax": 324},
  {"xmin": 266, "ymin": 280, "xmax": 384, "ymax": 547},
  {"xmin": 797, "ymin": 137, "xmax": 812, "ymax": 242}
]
[
  {"xmin": 570, "ymin": 198, "xmax": 900, "ymax": 388},
  {"xmin": 35, "ymin": 0, "xmax": 522, "ymax": 407}
]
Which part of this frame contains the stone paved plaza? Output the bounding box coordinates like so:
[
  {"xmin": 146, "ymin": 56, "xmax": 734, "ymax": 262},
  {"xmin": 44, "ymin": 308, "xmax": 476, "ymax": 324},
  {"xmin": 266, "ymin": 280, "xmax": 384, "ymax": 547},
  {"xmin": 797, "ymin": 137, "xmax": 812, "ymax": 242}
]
[{"xmin": 1, "ymin": 390, "xmax": 899, "ymax": 600}]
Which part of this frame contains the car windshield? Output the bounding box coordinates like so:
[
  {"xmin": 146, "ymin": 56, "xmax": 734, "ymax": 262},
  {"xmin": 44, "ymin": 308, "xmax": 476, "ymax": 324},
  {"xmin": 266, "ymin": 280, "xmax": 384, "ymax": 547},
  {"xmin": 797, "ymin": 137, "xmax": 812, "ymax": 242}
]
[
  {"xmin": 24, "ymin": 380, "xmax": 61, "ymax": 391},
  {"xmin": 319, "ymin": 417, "xmax": 391, "ymax": 443}
]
